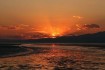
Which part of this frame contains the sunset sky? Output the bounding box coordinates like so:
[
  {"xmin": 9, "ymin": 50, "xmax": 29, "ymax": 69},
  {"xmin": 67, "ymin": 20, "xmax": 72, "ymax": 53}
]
[{"xmin": 0, "ymin": 0, "xmax": 105, "ymax": 39}]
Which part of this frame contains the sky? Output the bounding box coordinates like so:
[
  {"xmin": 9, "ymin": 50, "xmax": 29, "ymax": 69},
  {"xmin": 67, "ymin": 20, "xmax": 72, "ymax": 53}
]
[{"xmin": 0, "ymin": 0, "xmax": 105, "ymax": 39}]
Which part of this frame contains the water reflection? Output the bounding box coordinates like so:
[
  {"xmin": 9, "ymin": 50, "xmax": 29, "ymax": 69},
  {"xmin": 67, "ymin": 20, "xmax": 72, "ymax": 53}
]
[{"xmin": 0, "ymin": 44, "xmax": 105, "ymax": 70}]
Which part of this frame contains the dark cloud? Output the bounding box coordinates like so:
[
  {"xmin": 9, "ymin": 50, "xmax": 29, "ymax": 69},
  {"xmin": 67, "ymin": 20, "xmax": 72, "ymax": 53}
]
[
  {"xmin": 83, "ymin": 24, "xmax": 100, "ymax": 29},
  {"xmin": 0, "ymin": 24, "xmax": 30, "ymax": 30},
  {"xmin": 0, "ymin": 25, "xmax": 18, "ymax": 30}
]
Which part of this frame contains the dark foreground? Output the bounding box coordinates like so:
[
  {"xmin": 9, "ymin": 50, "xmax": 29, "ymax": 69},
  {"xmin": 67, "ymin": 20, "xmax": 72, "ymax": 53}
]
[
  {"xmin": 0, "ymin": 44, "xmax": 105, "ymax": 70},
  {"xmin": 0, "ymin": 44, "xmax": 29, "ymax": 57}
]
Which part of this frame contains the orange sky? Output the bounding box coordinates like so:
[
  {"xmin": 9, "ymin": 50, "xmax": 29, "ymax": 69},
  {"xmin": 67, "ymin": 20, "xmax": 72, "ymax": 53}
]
[{"xmin": 0, "ymin": 0, "xmax": 105, "ymax": 39}]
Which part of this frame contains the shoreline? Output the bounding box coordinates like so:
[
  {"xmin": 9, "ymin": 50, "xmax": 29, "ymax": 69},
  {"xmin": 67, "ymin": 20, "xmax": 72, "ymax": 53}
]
[{"xmin": 0, "ymin": 44, "xmax": 34, "ymax": 58}]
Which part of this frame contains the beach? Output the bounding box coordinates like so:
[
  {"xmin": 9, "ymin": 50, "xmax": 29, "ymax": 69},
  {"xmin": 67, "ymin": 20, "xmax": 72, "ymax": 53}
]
[{"xmin": 0, "ymin": 43, "xmax": 105, "ymax": 70}]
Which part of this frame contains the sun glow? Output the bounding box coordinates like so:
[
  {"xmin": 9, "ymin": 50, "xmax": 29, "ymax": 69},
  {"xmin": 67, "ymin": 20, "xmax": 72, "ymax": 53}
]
[
  {"xmin": 36, "ymin": 27, "xmax": 65, "ymax": 38},
  {"xmin": 51, "ymin": 32, "xmax": 60, "ymax": 38},
  {"xmin": 31, "ymin": 15, "xmax": 73, "ymax": 38},
  {"xmin": 35, "ymin": 23, "xmax": 68, "ymax": 38}
]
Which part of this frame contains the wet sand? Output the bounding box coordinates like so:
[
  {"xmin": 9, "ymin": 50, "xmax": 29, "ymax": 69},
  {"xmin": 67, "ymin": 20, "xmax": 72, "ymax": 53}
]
[{"xmin": 0, "ymin": 44, "xmax": 105, "ymax": 70}]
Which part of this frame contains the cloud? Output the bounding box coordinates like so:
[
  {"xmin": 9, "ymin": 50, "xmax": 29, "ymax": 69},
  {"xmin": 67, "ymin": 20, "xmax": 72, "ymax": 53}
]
[
  {"xmin": 73, "ymin": 16, "xmax": 83, "ymax": 19},
  {"xmin": 75, "ymin": 24, "xmax": 100, "ymax": 31},
  {"xmin": 0, "ymin": 25, "xmax": 20, "ymax": 30},
  {"xmin": 83, "ymin": 24, "xmax": 100, "ymax": 29},
  {"xmin": 0, "ymin": 24, "xmax": 30, "ymax": 30}
]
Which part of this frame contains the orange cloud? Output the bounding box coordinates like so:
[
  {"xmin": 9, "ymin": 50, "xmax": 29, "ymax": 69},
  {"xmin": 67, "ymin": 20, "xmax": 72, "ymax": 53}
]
[{"xmin": 73, "ymin": 16, "xmax": 83, "ymax": 19}]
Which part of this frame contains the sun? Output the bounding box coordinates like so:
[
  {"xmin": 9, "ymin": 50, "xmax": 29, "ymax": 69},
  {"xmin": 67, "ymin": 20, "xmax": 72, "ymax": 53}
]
[
  {"xmin": 52, "ymin": 33, "xmax": 56, "ymax": 37},
  {"xmin": 51, "ymin": 32, "xmax": 60, "ymax": 38}
]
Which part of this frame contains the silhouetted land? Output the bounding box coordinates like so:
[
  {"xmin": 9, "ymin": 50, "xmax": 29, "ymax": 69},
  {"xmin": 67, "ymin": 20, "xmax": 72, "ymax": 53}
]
[
  {"xmin": 0, "ymin": 31, "xmax": 105, "ymax": 44},
  {"xmin": 25, "ymin": 31, "xmax": 105, "ymax": 43}
]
